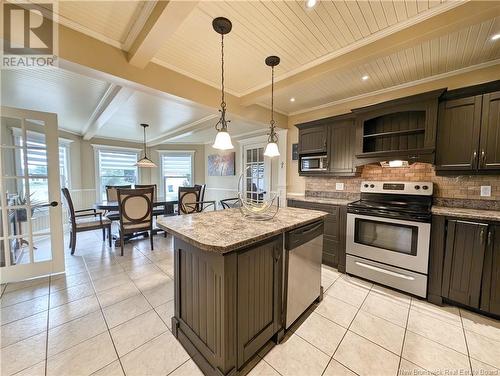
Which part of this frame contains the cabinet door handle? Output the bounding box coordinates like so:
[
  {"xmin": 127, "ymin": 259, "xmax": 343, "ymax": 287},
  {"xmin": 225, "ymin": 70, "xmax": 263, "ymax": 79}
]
[
  {"xmin": 488, "ymin": 229, "xmax": 493, "ymax": 246},
  {"xmin": 471, "ymin": 150, "xmax": 477, "ymax": 167},
  {"xmin": 481, "ymin": 150, "xmax": 486, "ymax": 167},
  {"xmin": 480, "ymin": 228, "xmax": 486, "ymax": 244},
  {"xmin": 323, "ymin": 140, "xmax": 327, "ymax": 149}
]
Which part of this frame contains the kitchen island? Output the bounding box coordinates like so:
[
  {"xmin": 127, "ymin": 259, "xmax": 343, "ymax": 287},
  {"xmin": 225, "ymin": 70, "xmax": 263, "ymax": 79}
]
[{"xmin": 157, "ymin": 207, "xmax": 327, "ymax": 376}]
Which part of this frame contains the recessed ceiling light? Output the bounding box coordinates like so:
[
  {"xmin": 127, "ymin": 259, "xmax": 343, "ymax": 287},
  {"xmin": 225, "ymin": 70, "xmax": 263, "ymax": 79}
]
[
  {"xmin": 305, "ymin": 0, "xmax": 317, "ymax": 9},
  {"xmin": 361, "ymin": 75, "xmax": 369, "ymax": 81},
  {"xmin": 491, "ymin": 33, "xmax": 500, "ymax": 41},
  {"xmin": 290, "ymin": 97, "xmax": 296, "ymax": 102}
]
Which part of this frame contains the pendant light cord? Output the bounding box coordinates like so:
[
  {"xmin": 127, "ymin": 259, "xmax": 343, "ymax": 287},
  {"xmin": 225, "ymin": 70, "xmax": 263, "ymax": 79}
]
[
  {"xmin": 271, "ymin": 66, "xmax": 274, "ymax": 126},
  {"xmin": 221, "ymin": 33, "xmax": 225, "ymax": 109},
  {"xmin": 143, "ymin": 125, "xmax": 147, "ymax": 158}
]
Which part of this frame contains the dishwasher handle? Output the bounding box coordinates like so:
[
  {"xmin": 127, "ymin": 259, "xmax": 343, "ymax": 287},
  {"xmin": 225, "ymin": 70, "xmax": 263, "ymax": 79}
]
[{"xmin": 285, "ymin": 220, "xmax": 324, "ymax": 250}]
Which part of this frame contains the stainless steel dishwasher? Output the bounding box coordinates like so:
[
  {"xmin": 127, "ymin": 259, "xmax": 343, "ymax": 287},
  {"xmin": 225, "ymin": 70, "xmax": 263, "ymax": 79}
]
[{"xmin": 284, "ymin": 220, "xmax": 324, "ymax": 329}]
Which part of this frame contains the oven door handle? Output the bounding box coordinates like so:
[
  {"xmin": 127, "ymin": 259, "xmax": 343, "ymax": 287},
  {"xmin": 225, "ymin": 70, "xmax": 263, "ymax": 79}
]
[{"xmin": 355, "ymin": 261, "xmax": 415, "ymax": 281}]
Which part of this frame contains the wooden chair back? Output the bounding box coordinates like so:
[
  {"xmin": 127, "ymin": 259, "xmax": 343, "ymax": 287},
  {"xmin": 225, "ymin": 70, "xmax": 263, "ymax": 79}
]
[
  {"xmin": 117, "ymin": 187, "xmax": 154, "ymax": 234},
  {"xmin": 135, "ymin": 184, "xmax": 157, "ymax": 201},
  {"xmin": 220, "ymin": 197, "xmax": 241, "ymax": 209},
  {"xmin": 61, "ymin": 188, "xmax": 76, "ymax": 226},
  {"xmin": 178, "ymin": 186, "xmax": 200, "ymax": 215},
  {"xmin": 106, "ymin": 185, "xmax": 132, "ymax": 202},
  {"xmin": 194, "ymin": 184, "xmax": 206, "ymax": 202}
]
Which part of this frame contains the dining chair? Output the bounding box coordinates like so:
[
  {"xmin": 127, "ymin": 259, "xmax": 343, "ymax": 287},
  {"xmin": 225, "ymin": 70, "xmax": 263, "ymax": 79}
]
[
  {"xmin": 194, "ymin": 184, "xmax": 207, "ymax": 202},
  {"xmin": 62, "ymin": 188, "xmax": 111, "ymax": 255},
  {"xmin": 178, "ymin": 186, "xmax": 216, "ymax": 214},
  {"xmin": 220, "ymin": 197, "xmax": 241, "ymax": 209},
  {"xmin": 117, "ymin": 187, "xmax": 154, "ymax": 256},
  {"xmin": 105, "ymin": 185, "xmax": 132, "ymax": 221},
  {"xmin": 135, "ymin": 183, "xmax": 168, "ymax": 237}
]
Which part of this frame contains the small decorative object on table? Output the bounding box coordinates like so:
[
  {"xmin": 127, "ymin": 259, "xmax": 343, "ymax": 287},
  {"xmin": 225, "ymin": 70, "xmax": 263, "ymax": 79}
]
[{"xmin": 237, "ymin": 166, "xmax": 279, "ymax": 221}]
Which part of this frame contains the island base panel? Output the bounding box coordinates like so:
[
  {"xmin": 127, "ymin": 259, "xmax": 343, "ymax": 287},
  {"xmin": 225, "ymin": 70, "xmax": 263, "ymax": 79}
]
[{"xmin": 172, "ymin": 235, "xmax": 283, "ymax": 376}]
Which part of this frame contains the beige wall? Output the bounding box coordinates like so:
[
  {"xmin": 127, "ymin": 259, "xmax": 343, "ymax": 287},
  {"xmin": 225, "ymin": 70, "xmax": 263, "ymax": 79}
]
[
  {"xmin": 286, "ymin": 71, "xmax": 500, "ymax": 196},
  {"xmin": 204, "ymin": 143, "xmax": 241, "ymax": 201},
  {"xmin": 64, "ymin": 133, "xmax": 205, "ymax": 198}
]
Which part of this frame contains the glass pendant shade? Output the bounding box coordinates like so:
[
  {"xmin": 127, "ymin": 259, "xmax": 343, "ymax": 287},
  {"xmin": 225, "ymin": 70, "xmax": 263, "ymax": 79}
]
[
  {"xmin": 264, "ymin": 142, "xmax": 280, "ymax": 157},
  {"xmin": 212, "ymin": 130, "xmax": 234, "ymax": 150},
  {"xmin": 136, "ymin": 156, "xmax": 157, "ymax": 168},
  {"xmin": 136, "ymin": 123, "xmax": 157, "ymax": 168}
]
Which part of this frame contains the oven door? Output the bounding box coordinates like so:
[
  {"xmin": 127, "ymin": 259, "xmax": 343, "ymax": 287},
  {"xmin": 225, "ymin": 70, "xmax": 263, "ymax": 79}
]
[{"xmin": 346, "ymin": 213, "xmax": 430, "ymax": 274}]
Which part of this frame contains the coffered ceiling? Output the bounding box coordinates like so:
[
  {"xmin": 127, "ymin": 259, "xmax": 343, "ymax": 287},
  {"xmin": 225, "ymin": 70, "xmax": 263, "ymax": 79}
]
[
  {"xmin": 1, "ymin": 67, "xmax": 265, "ymax": 143},
  {"xmin": 12, "ymin": 0, "xmax": 500, "ymax": 125}
]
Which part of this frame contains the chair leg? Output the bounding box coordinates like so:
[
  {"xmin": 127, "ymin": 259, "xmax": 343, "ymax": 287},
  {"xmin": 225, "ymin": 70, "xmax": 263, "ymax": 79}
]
[
  {"xmin": 69, "ymin": 231, "xmax": 73, "ymax": 249},
  {"xmin": 150, "ymin": 230, "xmax": 154, "ymax": 251},
  {"xmin": 70, "ymin": 231, "xmax": 76, "ymax": 255},
  {"xmin": 102, "ymin": 227, "xmax": 105, "ymax": 241},
  {"xmin": 164, "ymin": 230, "xmax": 167, "ymax": 238},
  {"xmin": 108, "ymin": 225, "xmax": 112, "ymax": 247},
  {"xmin": 120, "ymin": 232, "xmax": 124, "ymax": 256}
]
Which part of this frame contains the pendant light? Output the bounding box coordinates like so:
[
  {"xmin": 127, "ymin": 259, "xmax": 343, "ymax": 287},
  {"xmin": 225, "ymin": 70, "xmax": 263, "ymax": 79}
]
[
  {"xmin": 212, "ymin": 17, "xmax": 234, "ymax": 150},
  {"xmin": 264, "ymin": 56, "xmax": 280, "ymax": 158},
  {"xmin": 136, "ymin": 123, "xmax": 157, "ymax": 168}
]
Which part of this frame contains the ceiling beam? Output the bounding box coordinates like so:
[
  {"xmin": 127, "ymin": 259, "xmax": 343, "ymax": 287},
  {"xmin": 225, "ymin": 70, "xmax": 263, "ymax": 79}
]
[
  {"xmin": 127, "ymin": 1, "xmax": 198, "ymax": 68},
  {"xmin": 240, "ymin": 1, "xmax": 500, "ymax": 107},
  {"xmin": 82, "ymin": 84, "xmax": 134, "ymax": 140},
  {"xmin": 147, "ymin": 114, "xmax": 218, "ymax": 146},
  {"xmin": 58, "ymin": 23, "xmax": 288, "ymax": 129}
]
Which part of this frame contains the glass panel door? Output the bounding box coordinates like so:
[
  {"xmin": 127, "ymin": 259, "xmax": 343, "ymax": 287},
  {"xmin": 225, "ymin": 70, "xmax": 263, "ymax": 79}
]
[
  {"xmin": 243, "ymin": 144, "xmax": 271, "ymax": 203},
  {"xmin": 0, "ymin": 106, "xmax": 64, "ymax": 283}
]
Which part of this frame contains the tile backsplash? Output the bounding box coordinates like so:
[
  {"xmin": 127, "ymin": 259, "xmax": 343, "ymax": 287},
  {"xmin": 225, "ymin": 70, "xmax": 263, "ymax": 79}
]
[{"xmin": 305, "ymin": 163, "xmax": 500, "ymax": 209}]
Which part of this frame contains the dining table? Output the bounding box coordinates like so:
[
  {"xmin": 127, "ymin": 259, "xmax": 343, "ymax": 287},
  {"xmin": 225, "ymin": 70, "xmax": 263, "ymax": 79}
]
[{"xmin": 93, "ymin": 197, "xmax": 178, "ymax": 245}]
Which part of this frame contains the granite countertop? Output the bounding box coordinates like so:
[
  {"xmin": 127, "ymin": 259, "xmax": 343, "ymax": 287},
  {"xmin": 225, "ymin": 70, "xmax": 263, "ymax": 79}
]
[
  {"xmin": 287, "ymin": 195, "xmax": 354, "ymax": 206},
  {"xmin": 156, "ymin": 207, "xmax": 328, "ymax": 254},
  {"xmin": 432, "ymin": 206, "xmax": 500, "ymax": 222}
]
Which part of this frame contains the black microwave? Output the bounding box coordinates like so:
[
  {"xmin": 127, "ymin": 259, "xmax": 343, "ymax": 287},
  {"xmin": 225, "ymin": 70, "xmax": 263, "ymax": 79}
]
[{"xmin": 300, "ymin": 155, "xmax": 328, "ymax": 172}]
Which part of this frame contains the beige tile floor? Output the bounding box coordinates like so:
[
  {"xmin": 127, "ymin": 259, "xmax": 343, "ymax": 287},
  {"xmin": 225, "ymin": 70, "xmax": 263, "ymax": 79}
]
[{"xmin": 1, "ymin": 230, "xmax": 500, "ymax": 376}]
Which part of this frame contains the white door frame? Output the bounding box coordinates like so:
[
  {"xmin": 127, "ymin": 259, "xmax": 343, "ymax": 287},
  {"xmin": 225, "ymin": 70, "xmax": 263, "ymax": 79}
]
[{"xmin": 0, "ymin": 106, "xmax": 65, "ymax": 283}]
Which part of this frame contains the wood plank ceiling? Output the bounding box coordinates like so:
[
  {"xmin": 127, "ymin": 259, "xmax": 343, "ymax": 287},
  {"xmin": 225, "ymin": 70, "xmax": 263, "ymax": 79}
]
[
  {"xmin": 270, "ymin": 16, "xmax": 500, "ymax": 114},
  {"xmin": 153, "ymin": 0, "xmax": 454, "ymax": 95}
]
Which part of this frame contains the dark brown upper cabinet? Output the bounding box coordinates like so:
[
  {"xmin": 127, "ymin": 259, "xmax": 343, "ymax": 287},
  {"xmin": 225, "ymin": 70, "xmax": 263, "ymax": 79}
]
[
  {"xmin": 435, "ymin": 96, "xmax": 482, "ymax": 171},
  {"xmin": 297, "ymin": 124, "xmax": 327, "ymax": 155},
  {"xmin": 296, "ymin": 114, "xmax": 356, "ymax": 177},
  {"xmin": 328, "ymin": 115, "xmax": 356, "ymax": 176},
  {"xmin": 353, "ymin": 89, "xmax": 444, "ymax": 163},
  {"xmin": 480, "ymin": 91, "xmax": 500, "ymax": 170},
  {"xmin": 436, "ymin": 82, "xmax": 500, "ymax": 173},
  {"xmin": 442, "ymin": 220, "xmax": 487, "ymax": 309}
]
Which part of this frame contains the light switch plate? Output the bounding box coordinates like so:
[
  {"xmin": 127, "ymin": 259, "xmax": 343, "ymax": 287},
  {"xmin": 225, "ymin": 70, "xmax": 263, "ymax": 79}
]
[
  {"xmin": 480, "ymin": 186, "xmax": 491, "ymax": 197},
  {"xmin": 336, "ymin": 183, "xmax": 344, "ymax": 191}
]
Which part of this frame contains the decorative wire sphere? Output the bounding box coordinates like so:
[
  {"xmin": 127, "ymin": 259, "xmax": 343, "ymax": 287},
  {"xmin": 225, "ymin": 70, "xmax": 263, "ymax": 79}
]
[{"xmin": 237, "ymin": 167, "xmax": 279, "ymax": 221}]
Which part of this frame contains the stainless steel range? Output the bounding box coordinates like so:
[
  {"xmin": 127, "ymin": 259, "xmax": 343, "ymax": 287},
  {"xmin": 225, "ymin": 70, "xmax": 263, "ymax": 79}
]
[{"xmin": 346, "ymin": 181, "xmax": 433, "ymax": 298}]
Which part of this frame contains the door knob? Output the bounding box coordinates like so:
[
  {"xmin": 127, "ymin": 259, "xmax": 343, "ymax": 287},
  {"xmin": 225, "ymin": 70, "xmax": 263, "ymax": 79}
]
[{"xmin": 49, "ymin": 201, "xmax": 58, "ymax": 207}]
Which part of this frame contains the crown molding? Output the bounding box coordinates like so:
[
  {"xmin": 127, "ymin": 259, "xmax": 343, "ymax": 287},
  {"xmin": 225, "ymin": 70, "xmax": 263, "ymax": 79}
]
[{"xmin": 289, "ymin": 59, "xmax": 500, "ymax": 117}]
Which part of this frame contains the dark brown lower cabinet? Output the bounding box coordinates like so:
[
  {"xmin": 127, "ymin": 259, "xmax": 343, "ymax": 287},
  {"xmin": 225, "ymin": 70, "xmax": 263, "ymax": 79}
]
[
  {"xmin": 237, "ymin": 238, "xmax": 282, "ymax": 368},
  {"xmin": 172, "ymin": 236, "xmax": 283, "ymax": 376},
  {"xmin": 287, "ymin": 199, "xmax": 346, "ymax": 272},
  {"xmin": 432, "ymin": 216, "xmax": 499, "ymax": 318},
  {"xmin": 481, "ymin": 225, "xmax": 500, "ymax": 316},
  {"xmin": 442, "ymin": 220, "xmax": 487, "ymax": 308}
]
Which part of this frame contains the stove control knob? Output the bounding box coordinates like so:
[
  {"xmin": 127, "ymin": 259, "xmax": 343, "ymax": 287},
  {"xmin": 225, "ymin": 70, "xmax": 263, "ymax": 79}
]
[
  {"xmin": 414, "ymin": 185, "xmax": 420, "ymax": 190},
  {"xmin": 364, "ymin": 184, "xmax": 369, "ymax": 188},
  {"xmin": 370, "ymin": 184, "xmax": 375, "ymax": 188},
  {"xmin": 422, "ymin": 185, "xmax": 429, "ymax": 190}
]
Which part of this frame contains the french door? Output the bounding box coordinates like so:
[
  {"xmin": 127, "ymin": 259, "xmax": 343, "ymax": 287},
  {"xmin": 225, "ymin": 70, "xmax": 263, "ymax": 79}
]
[
  {"xmin": 243, "ymin": 143, "xmax": 271, "ymax": 203},
  {"xmin": 0, "ymin": 106, "xmax": 64, "ymax": 283}
]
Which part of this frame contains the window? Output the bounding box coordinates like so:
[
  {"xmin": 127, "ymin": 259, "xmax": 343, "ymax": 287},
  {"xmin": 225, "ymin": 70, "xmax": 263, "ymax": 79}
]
[
  {"xmin": 13, "ymin": 132, "xmax": 70, "ymax": 203},
  {"xmin": 160, "ymin": 152, "xmax": 194, "ymax": 199},
  {"xmin": 96, "ymin": 149, "xmax": 138, "ymax": 200}
]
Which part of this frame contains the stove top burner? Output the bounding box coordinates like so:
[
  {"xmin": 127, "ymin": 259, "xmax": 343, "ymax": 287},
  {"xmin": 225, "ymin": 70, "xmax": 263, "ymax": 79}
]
[{"xmin": 347, "ymin": 191, "xmax": 432, "ymax": 222}]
